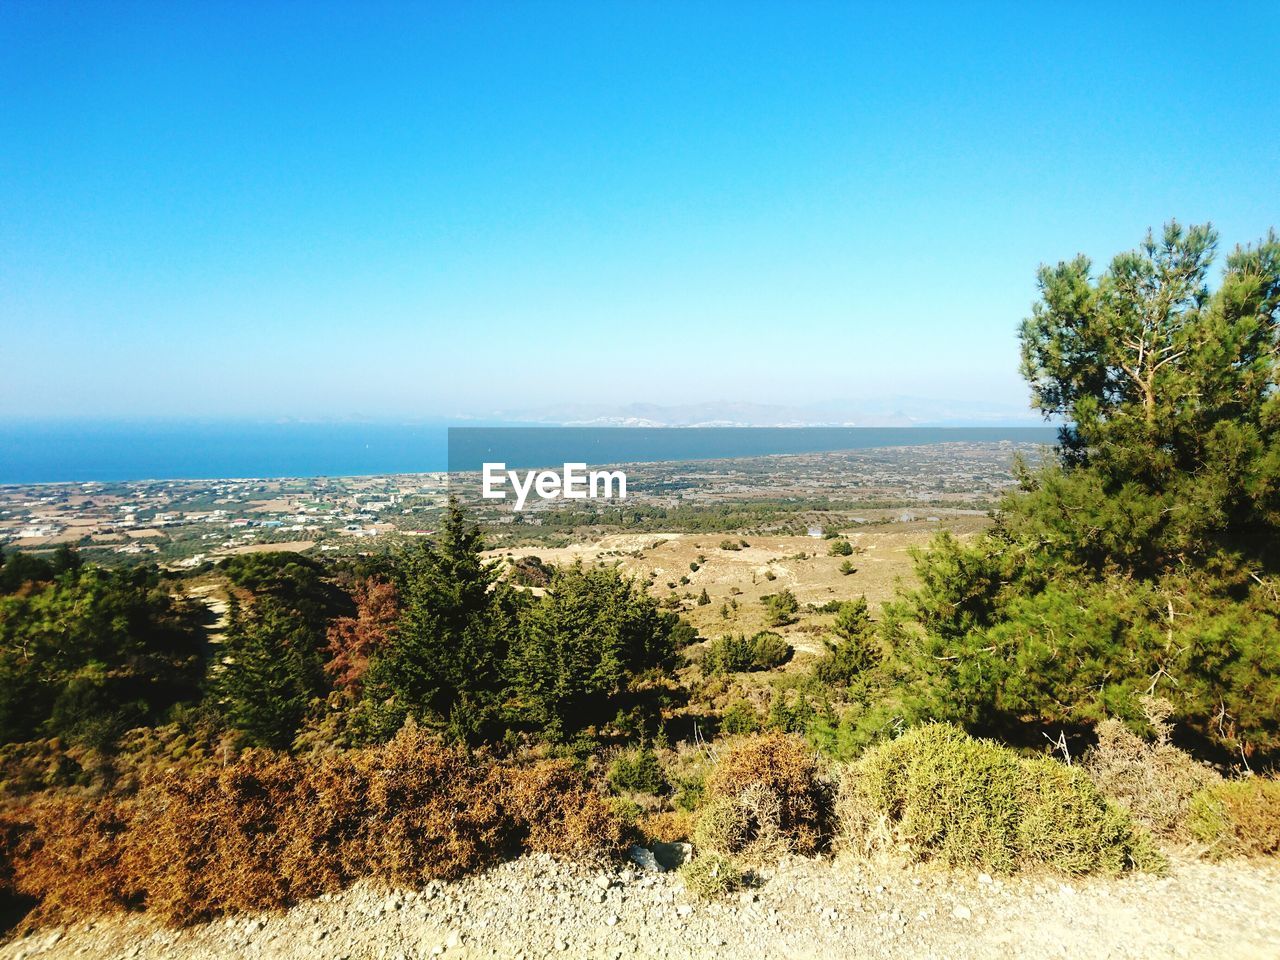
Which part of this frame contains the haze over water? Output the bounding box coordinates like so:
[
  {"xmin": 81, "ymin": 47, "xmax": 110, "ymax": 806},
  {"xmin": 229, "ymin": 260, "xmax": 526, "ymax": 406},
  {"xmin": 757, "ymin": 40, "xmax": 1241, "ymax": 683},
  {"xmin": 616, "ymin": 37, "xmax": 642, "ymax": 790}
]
[{"xmin": 0, "ymin": 422, "xmax": 1056, "ymax": 484}]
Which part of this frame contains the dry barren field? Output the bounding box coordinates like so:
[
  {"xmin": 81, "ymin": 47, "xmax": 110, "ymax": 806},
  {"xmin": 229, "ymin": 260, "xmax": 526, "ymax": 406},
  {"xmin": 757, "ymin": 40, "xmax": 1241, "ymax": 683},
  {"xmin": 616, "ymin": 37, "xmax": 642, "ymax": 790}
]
[{"xmin": 489, "ymin": 513, "xmax": 989, "ymax": 655}]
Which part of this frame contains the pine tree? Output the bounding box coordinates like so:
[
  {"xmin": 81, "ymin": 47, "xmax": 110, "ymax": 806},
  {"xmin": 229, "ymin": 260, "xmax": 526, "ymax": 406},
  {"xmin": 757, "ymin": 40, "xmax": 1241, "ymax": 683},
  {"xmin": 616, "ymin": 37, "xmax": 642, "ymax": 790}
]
[
  {"xmin": 899, "ymin": 223, "xmax": 1280, "ymax": 758},
  {"xmin": 362, "ymin": 499, "xmax": 515, "ymax": 738},
  {"xmin": 814, "ymin": 597, "xmax": 879, "ymax": 686},
  {"xmin": 215, "ymin": 595, "xmax": 325, "ymax": 749},
  {"xmin": 508, "ymin": 562, "xmax": 674, "ymax": 737}
]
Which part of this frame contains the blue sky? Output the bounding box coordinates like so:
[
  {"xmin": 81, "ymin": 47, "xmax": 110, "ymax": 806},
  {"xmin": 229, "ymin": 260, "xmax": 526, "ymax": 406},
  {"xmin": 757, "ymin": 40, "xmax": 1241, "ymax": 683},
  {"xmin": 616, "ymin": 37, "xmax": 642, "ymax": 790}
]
[{"xmin": 2, "ymin": 2, "xmax": 1277, "ymax": 421}]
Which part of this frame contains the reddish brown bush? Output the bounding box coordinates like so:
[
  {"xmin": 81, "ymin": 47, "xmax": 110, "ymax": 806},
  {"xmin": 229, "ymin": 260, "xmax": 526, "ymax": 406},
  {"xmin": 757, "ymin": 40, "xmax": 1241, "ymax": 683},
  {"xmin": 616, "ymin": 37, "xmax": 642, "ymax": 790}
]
[
  {"xmin": 0, "ymin": 725, "xmax": 622, "ymax": 927},
  {"xmin": 324, "ymin": 577, "xmax": 399, "ymax": 691},
  {"xmin": 1, "ymin": 796, "xmax": 141, "ymax": 919},
  {"xmin": 697, "ymin": 733, "xmax": 832, "ymax": 858},
  {"xmin": 500, "ymin": 758, "xmax": 626, "ymax": 856}
]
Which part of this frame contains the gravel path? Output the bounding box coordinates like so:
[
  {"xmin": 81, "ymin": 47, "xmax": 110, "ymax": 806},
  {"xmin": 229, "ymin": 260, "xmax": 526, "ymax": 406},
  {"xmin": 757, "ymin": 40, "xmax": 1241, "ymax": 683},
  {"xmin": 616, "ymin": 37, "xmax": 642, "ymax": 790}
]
[{"xmin": 4, "ymin": 853, "xmax": 1278, "ymax": 960}]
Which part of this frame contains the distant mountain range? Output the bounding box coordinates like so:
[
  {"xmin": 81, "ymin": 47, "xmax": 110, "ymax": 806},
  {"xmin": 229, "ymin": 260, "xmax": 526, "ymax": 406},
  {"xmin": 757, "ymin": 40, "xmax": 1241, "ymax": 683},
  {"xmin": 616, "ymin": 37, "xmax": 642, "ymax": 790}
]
[{"xmin": 479, "ymin": 398, "xmax": 1044, "ymax": 428}]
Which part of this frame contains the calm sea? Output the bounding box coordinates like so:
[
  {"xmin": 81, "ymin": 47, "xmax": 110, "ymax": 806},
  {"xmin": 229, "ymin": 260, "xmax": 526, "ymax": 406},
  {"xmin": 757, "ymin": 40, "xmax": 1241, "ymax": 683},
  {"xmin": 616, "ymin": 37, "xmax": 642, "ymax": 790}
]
[{"xmin": 0, "ymin": 421, "xmax": 1057, "ymax": 484}]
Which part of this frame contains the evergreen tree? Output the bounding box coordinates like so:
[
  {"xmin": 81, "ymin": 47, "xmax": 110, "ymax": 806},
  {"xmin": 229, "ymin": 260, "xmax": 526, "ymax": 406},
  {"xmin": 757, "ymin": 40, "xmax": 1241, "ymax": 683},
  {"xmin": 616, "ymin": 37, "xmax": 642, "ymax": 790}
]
[
  {"xmin": 1017, "ymin": 221, "xmax": 1280, "ymax": 571},
  {"xmin": 214, "ymin": 551, "xmax": 344, "ymax": 748},
  {"xmin": 0, "ymin": 564, "xmax": 204, "ymax": 746},
  {"xmin": 814, "ymin": 597, "xmax": 879, "ymax": 686},
  {"xmin": 362, "ymin": 499, "xmax": 515, "ymax": 739},
  {"xmin": 216, "ymin": 595, "xmax": 325, "ymax": 749},
  {"xmin": 897, "ymin": 223, "xmax": 1280, "ymax": 758},
  {"xmin": 508, "ymin": 561, "xmax": 674, "ymax": 737},
  {"xmin": 762, "ymin": 589, "xmax": 799, "ymax": 626}
]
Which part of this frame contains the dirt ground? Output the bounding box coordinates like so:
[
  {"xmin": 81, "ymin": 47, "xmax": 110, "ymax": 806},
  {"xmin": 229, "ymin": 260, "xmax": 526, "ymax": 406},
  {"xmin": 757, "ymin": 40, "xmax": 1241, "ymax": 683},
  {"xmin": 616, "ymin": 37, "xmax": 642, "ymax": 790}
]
[
  {"xmin": 222, "ymin": 540, "xmax": 318, "ymax": 555},
  {"xmin": 6, "ymin": 851, "xmax": 1277, "ymax": 960}
]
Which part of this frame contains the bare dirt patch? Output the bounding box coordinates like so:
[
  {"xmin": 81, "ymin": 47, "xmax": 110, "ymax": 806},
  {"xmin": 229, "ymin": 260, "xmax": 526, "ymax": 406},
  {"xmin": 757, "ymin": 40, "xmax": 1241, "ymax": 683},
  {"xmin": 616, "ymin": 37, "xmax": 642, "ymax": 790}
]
[
  {"xmin": 220, "ymin": 540, "xmax": 317, "ymax": 556},
  {"xmin": 7, "ymin": 853, "xmax": 1276, "ymax": 960}
]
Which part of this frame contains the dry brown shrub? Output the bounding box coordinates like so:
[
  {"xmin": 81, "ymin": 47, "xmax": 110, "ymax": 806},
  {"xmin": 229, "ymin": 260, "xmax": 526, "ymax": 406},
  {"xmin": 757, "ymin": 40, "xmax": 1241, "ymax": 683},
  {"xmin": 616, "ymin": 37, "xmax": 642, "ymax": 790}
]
[
  {"xmin": 324, "ymin": 577, "xmax": 399, "ymax": 692},
  {"xmin": 1188, "ymin": 778, "xmax": 1280, "ymax": 859},
  {"xmin": 637, "ymin": 809, "xmax": 695, "ymax": 844},
  {"xmin": 0, "ymin": 725, "xmax": 622, "ymax": 927},
  {"xmin": 500, "ymin": 759, "xmax": 625, "ymax": 857},
  {"xmin": 1, "ymin": 796, "xmax": 142, "ymax": 919},
  {"xmin": 1084, "ymin": 699, "xmax": 1222, "ymax": 842},
  {"xmin": 697, "ymin": 733, "xmax": 832, "ymax": 859}
]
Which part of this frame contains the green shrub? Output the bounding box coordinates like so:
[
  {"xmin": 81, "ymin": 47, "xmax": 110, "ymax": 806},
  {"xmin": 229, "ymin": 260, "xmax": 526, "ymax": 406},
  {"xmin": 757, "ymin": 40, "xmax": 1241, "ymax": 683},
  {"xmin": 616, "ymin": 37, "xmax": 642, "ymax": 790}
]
[
  {"xmin": 607, "ymin": 747, "xmax": 668, "ymax": 795},
  {"xmin": 761, "ymin": 590, "xmax": 799, "ymax": 627},
  {"xmin": 703, "ymin": 633, "xmax": 792, "ymax": 675},
  {"xmin": 828, "ymin": 540, "xmax": 853, "ymax": 557},
  {"xmin": 674, "ymin": 772, "xmax": 706, "ymax": 812},
  {"xmin": 720, "ymin": 700, "xmax": 761, "ymax": 735},
  {"xmin": 678, "ymin": 852, "xmax": 743, "ymax": 900},
  {"xmin": 668, "ymin": 617, "xmax": 699, "ymax": 649},
  {"xmin": 691, "ymin": 796, "xmax": 748, "ymax": 858},
  {"xmin": 837, "ymin": 723, "xmax": 1162, "ymax": 875},
  {"xmin": 814, "ymin": 598, "xmax": 878, "ymax": 686},
  {"xmin": 703, "ymin": 634, "xmax": 753, "ymax": 674},
  {"xmin": 766, "ymin": 690, "xmax": 823, "ymax": 734},
  {"xmin": 749, "ymin": 631, "xmax": 792, "ymax": 670},
  {"xmin": 1188, "ymin": 779, "xmax": 1280, "ymax": 859},
  {"xmin": 1017, "ymin": 756, "xmax": 1161, "ymax": 875}
]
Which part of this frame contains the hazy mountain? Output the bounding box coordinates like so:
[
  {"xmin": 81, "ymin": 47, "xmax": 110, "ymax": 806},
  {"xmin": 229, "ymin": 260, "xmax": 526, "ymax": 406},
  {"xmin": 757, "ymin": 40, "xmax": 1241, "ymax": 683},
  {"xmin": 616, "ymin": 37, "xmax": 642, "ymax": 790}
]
[{"xmin": 481, "ymin": 398, "xmax": 1042, "ymax": 428}]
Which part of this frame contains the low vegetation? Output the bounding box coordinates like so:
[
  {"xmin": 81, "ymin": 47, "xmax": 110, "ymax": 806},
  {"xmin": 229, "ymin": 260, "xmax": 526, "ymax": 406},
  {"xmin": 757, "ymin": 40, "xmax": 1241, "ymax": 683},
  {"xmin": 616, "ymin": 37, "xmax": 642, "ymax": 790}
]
[
  {"xmin": 0, "ymin": 725, "xmax": 621, "ymax": 926},
  {"xmin": 1188, "ymin": 779, "xmax": 1280, "ymax": 859},
  {"xmin": 677, "ymin": 851, "xmax": 744, "ymax": 900},
  {"xmin": 1083, "ymin": 699, "xmax": 1222, "ymax": 841},
  {"xmin": 608, "ymin": 745, "xmax": 669, "ymax": 795},
  {"xmin": 836, "ymin": 724, "xmax": 1163, "ymax": 875},
  {"xmin": 694, "ymin": 734, "xmax": 831, "ymax": 860},
  {"xmin": 701, "ymin": 631, "xmax": 792, "ymax": 675}
]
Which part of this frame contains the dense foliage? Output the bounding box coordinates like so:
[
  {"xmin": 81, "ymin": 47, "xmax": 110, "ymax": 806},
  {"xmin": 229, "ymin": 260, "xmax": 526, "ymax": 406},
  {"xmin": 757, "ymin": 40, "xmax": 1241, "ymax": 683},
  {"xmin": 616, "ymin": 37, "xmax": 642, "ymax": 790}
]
[
  {"xmin": 214, "ymin": 553, "xmax": 348, "ymax": 749},
  {"xmin": 361, "ymin": 500, "xmax": 520, "ymax": 742},
  {"xmin": 886, "ymin": 223, "xmax": 1280, "ymax": 759},
  {"xmin": 0, "ymin": 557, "xmax": 203, "ymax": 749},
  {"xmin": 509, "ymin": 561, "xmax": 676, "ymax": 737},
  {"xmin": 0, "ymin": 220, "xmax": 1277, "ymax": 931},
  {"xmin": 702, "ymin": 631, "xmax": 792, "ymax": 674}
]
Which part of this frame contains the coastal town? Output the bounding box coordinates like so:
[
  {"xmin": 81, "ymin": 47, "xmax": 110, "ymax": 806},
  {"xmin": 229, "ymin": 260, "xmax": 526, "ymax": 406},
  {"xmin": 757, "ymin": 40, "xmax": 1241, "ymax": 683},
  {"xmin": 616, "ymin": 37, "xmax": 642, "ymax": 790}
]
[
  {"xmin": 0, "ymin": 441, "xmax": 1042, "ymax": 568},
  {"xmin": 0, "ymin": 474, "xmax": 450, "ymax": 568}
]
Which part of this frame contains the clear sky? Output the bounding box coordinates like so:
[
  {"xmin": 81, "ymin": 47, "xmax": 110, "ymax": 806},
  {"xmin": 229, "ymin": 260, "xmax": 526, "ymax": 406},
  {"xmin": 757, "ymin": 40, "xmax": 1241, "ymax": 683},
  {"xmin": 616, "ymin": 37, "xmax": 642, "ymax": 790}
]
[{"xmin": 2, "ymin": 2, "xmax": 1277, "ymax": 421}]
